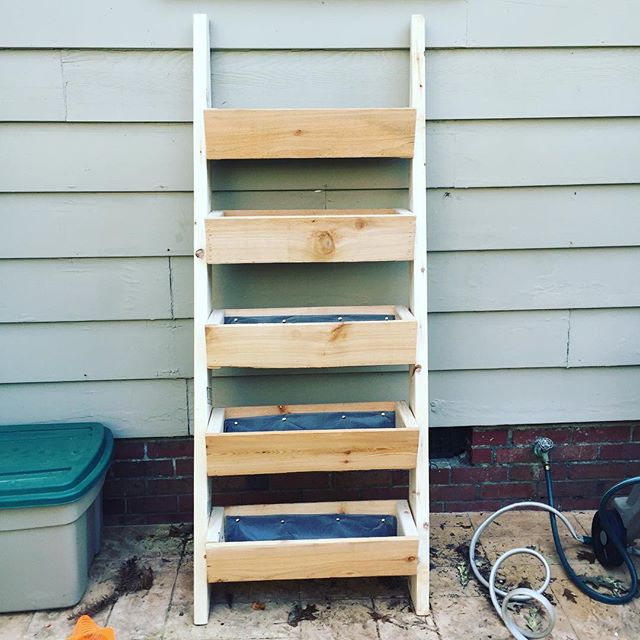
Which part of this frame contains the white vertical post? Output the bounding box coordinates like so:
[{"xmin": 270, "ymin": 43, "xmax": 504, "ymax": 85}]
[
  {"xmin": 408, "ymin": 14, "xmax": 430, "ymax": 616},
  {"xmin": 192, "ymin": 13, "xmax": 213, "ymax": 625}
]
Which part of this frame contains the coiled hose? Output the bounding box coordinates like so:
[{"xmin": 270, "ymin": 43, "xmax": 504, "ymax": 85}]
[
  {"xmin": 469, "ymin": 466, "xmax": 640, "ymax": 639},
  {"xmin": 545, "ymin": 467, "xmax": 639, "ymax": 605},
  {"xmin": 469, "ymin": 501, "xmax": 587, "ymax": 640}
]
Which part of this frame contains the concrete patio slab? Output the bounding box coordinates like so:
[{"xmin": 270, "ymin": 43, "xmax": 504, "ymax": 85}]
[{"xmin": 1, "ymin": 510, "xmax": 638, "ymax": 640}]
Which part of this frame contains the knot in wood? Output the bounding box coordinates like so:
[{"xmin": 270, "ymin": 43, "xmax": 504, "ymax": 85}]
[
  {"xmin": 329, "ymin": 323, "xmax": 348, "ymax": 342},
  {"xmin": 314, "ymin": 230, "xmax": 336, "ymax": 256}
]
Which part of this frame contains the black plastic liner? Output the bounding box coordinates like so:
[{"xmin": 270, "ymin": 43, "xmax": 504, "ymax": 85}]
[
  {"xmin": 224, "ymin": 313, "xmax": 394, "ymax": 324},
  {"xmin": 225, "ymin": 513, "xmax": 397, "ymax": 542},
  {"xmin": 224, "ymin": 410, "xmax": 395, "ymax": 433}
]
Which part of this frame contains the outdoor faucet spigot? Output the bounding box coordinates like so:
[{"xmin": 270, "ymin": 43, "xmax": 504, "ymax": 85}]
[{"xmin": 533, "ymin": 437, "xmax": 555, "ymax": 467}]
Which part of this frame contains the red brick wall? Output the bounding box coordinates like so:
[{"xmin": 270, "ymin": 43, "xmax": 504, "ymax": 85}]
[{"xmin": 103, "ymin": 422, "xmax": 639, "ymax": 525}]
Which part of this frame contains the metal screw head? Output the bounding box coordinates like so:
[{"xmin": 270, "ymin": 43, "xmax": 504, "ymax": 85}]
[{"xmin": 195, "ymin": 249, "xmax": 204, "ymax": 258}]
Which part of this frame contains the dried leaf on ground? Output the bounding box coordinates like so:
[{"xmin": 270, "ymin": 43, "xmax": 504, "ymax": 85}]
[
  {"xmin": 457, "ymin": 561, "xmax": 470, "ymax": 587},
  {"xmin": 70, "ymin": 556, "xmax": 154, "ymax": 621},
  {"xmin": 524, "ymin": 607, "xmax": 543, "ymax": 632},
  {"xmin": 287, "ymin": 603, "xmax": 318, "ymax": 627}
]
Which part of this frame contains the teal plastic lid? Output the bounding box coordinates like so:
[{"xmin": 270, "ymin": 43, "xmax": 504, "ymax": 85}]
[{"xmin": 0, "ymin": 423, "xmax": 113, "ymax": 509}]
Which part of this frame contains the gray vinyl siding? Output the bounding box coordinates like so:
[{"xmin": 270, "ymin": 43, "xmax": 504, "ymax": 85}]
[{"xmin": 1, "ymin": 0, "xmax": 640, "ymax": 436}]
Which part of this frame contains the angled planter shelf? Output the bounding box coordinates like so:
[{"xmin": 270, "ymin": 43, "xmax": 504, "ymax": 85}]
[
  {"xmin": 204, "ymin": 208, "xmax": 416, "ymax": 264},
  {"xmin": 206, "ymin": 401, "xmax": 419, "ymax": 476},
  {"xmin": 205, "ymin": 305, "xmax": 418, "ymax": 369},
  {"xmin": 206, "ymin": 500, "xmax": 419, "ymax": 583},
  {"xmin": 204, "ymin": 108, "xmax": 416, "ymax": 159}
]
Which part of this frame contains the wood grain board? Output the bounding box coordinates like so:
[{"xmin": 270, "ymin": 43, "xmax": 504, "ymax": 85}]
[
  {"xmin": 224, "ymin": 500, "xmax": 399, "ymax": 517},
  {"xmin": 207, "ymin": 537, "xmax": 418, "ymax": 582},
  {"xmin": 207, "ymin": 428, "xmax": 419, "ymax": 475},
  {"xmin": 222, "ymin": 401, "xmax": 397, "ymax": 419},
  {"xmin": 204, "ymin": 108, "xmax": 416, "ymax": 159},
  {"xmin": 207, "ymin": 499, "xmax": 418, "ymax": 582},
  {"xmin": 205, "ymin": 306, "xmax": 417, "ymax": 368},
  {"xmin": 205, "ymin": 209, "xmax": 415, "ymax": 263},
  {"xmin": 206, "ymin": 401, "xmax": 419, "ymax": 475}
]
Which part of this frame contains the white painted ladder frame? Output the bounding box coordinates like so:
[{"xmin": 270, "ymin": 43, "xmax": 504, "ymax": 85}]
[
  {"xmin": 408, "ymin": 14, "xmax": 430, "ymax": 616},
  {"xmin": 191, "ymin": 13, "xmax": 429, "ymax": 621},
  {"xmin": 193, "ymin": 13, "xmax": 213, "ymax": 625}
]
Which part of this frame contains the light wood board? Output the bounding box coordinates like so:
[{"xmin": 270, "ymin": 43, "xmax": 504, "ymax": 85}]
[
  {"xmin": 225, "ymin": 500, "xmax": 399, "ymax": 517},
  {"xmin": 205, "ymin": 306, "xmax": 417, "ymax": 368},
  {"xmin": 207, "ymin": 537, "xmax": 418, "ymax": 582},
  {"xmin": 205, "ymin": 210, "xmax": 415, "ymax": 263},
  {"xmin": 204, "ymin": 108, "xmax": 416, "ymax": 159},
  {"xmin": 222, "ymin": 401, "xmax": 397, "ymax": 419},
  {"xmin": 206, "ymin": 427, "xmax": 419, "ymax": 475}
]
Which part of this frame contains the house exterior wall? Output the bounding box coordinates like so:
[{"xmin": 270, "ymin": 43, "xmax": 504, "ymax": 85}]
[
  {"xmin": 2, "ymin": 1, "xmax": 640, "ymax": 445},
  {"xmin": 105, "ymin": 425, "xmax": 640, "ymax": 524}
]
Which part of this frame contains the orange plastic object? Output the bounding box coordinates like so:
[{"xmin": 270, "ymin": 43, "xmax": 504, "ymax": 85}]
[{"xmin": 67, "ymin": 615, "xmax": 115, "ymax": 640}]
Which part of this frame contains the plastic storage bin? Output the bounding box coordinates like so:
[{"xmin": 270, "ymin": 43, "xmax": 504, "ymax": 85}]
[{"xmin": 0, "ymin": 422, "xmax": 113, "ymax": 612}]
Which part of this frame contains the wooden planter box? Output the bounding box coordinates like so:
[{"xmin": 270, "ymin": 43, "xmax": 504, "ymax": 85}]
[
  {"xmin": 206, "ymin": 500, "xmax": 419, "ymax": 583},
  {"xmin": 203, "ymin": 108, "xmax": 416, "ymax": 160},
  {"xmin": 205, "ymin": 305, "xmax": 417, "ymax": 368},
  {"xmin": 204, "ymin": 209, "xmax": 416, "ymax": 264},
  {"xmin": 206, "ymin": 401, "xmax": 419, "ymax": 476}
]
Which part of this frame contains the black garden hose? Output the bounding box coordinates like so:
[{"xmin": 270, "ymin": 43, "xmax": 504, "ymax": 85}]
[{"xmin": 544, "ymin": 463, "xmax": 639, "ymax": 605}]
